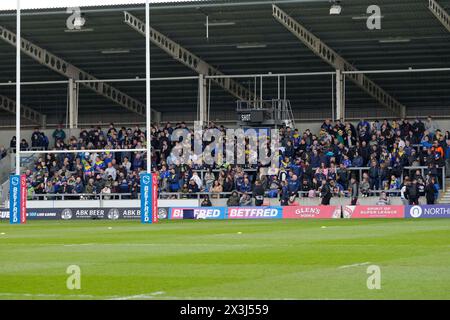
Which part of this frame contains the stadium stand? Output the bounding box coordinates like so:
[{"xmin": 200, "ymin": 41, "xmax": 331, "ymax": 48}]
[
  {"xmin": 1, "ymin": 117, "xmax": 448, "ymax": 206},
  {"xmin": 0, "ymin": 0, "xmax": 449, "ymax": 209}
]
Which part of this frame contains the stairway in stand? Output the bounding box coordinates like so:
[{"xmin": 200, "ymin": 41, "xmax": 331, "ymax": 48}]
[{"xmin": 438, "ymin": 179, "xmax": 450, "ymax": 204}]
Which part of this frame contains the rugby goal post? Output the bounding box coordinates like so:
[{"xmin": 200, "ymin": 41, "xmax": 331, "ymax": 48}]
[{"xmin": 9, "ymin": 0, "xmax": 158, "ymax": 224}]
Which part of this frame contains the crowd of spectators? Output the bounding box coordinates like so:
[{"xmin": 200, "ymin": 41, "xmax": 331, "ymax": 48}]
[
  {"xmin": 3, "ymin": 116, "xmax": 450, "ymax": 205},
  {"xmin": 19, "ymin": 123, "xmax": 148, "ymax": 200},
  {"xmin": 153, "ymin": 117, "xmax": 449, "ymax": 205}
]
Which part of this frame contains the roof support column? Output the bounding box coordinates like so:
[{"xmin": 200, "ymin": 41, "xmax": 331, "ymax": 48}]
[
  {"xmin": 41, "ymin": 115, "xmax": 47, "ymax": 129},
  {"xmin": 335, "ymin": 70, "xmax": 345, "ymax": 122},
  {"xmin": 68, "ymin": 78, "xmax": 79, "ymax": 129},
  {"xmin": 15, "ymin": 0, "xmax": 21, "ymax": 176},
  {"xmin": 198, "ymin": 74, "xmax": 208, "ymax": 126}
]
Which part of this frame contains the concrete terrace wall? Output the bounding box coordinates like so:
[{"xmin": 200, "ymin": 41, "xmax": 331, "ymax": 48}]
[
  {"xmin": 0, "ymin": 128, "xmax": 82, "ymax": 150},
  {"xmin": 1, "ymin": 197, "xmax": 402, "ymax": 209}
]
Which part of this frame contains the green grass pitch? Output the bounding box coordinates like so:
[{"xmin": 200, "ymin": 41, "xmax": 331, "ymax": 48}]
[{"xmin": 0, "ymin": 219, "xmax": 449, "ymax": 300}]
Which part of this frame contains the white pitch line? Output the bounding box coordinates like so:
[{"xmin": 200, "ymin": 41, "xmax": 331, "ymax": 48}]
[
  {"xmin": 112, "ymin": 295, "xmax": 326, "ymax": 300},
  {"xmin": 0, "ymin": 292, "xmax": 164, "ymax": 300},
  {"xmin": 337, "ymin": 262, "xmax": 371, "ymax": 269},
  {"xmin": 0, "ymin": 292, "xmax": 342, "ymax": 300},
  {"xmin": 109, "ymin": 291, "xmax": 166, "ymax": 300},
  {"xmin": 0, "ymin": 293, "xmax": 97, "ymax": 298}
]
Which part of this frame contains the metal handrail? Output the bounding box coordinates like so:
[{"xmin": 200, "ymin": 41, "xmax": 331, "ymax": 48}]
[
  {"xmin": 158, "ymin": 190, "xmax": 402, "ymax": 200},
  {"xmin": 9, "ymin": 147, "xmax": 46, "ymax": 153},
  {"xmin": 24, "ymin": 189, "xmax": 404, "ymax": 202},
  {"xmin": 29, "ymin": 193, "xmax": 135, "ymax": 201}
]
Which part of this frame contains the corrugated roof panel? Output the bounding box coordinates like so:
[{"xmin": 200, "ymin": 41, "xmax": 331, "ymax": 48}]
[
  {"xmin": 0, "ymin": 0, "xmax": 449, "ymax": 124},
  {"xmin": 0, "ymin": 0, "xmax": 211, "ymax": 11}
]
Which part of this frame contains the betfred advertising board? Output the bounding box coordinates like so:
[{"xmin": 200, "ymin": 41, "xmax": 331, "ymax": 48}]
[
  {"xmin": 140, "ymin": 173, "xmax": 158, "ymax": 224},
  {"xmin": 169, "ymin": 207, "xmax": 227, "ymax": 220},
  {"xmin": 227, "ymin": 207, "xmax": 282, "ymax": 219},
  {"xmin": 282, "ymin": 206, "xmax": 341, "ymax": 219},
  {"xmin": 9, "ymin": 175, "xmax": 26, "ymax": 224},
  {"xmin": 343, "ymin": 206, "xmax": 405, "ymax": 219}
]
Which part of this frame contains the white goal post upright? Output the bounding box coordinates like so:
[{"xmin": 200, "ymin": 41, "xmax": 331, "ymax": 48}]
[
  {"xmin": 9, "ymin": 0, "xmax": 26, "ymax": 225},
  {"xmin": 146, "ymin": 0, "xmax": 151, "ymax": 175},
  {"xmin": 15, "ymin": 0, "xmax": 20, "ymax": 177},
  {"xmin": 140, "ymin": 0, "xmax": 158, "ymax": 224}
]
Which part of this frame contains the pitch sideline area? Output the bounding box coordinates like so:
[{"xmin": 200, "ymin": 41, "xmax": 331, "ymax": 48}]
[{"xmin": 0, "ymin": 219, "xmax": 449, "ymax": 300}]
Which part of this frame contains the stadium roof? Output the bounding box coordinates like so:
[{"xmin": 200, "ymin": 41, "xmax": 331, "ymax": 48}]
[
  {"xmin": 0, "ymin": 0, "xmax": 450, "ymax": 127},
  {"xmin": 0, "ymin": 0, "xmax": 196, "ymax": 11}
]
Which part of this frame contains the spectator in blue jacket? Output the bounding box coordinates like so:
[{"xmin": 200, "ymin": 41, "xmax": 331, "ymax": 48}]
[
  {"xmin": 119, "ymin": 178, "xmax": 130, "ymax": 194},
  {"xmin": 310, "ymin": 149, "xmax": 321, "ymax": 168},
  {"xmin": 238, "ymin": 177, "xmax": 252, "ymax": 193},
  {"xmin": 421, "ymin": 135, "xmax": 433, "ymax": 149},
  {"xmin": 287, "ymin": 173, "xmax": 300, "ymax": 196},
  {"xmin": 280, "ymin": 180, "xmax": 290, "ymax": 206},
  {"xmin": 52, "ymin": 124, "xmax": 66, "ymax": 146},
  {"xmin": 352, "ymin": 151, "xmax": 364, "ymax": 167},
  {"xmin": 74, "ymin": 177, "xmax": 84, "ymax": 194},
  {"xmin": 167, "ymin": 168, "xmax": 180, "ymax": 192},
  {"xmin": 289, "ymin": 159, "xmax": 302, "ymax": 177},
  {"xmin": 283, "ymin": 140, "xmax": 295, "ymax": 158},
  {"xmin": 132, "ymin": 153, "xmax": 143, "ymax": 170}
]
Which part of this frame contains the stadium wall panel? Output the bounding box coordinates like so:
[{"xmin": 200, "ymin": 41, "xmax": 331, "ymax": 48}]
[{"xmin": 23, "ymin": 199, "xmax": 198, "ymax": 209}]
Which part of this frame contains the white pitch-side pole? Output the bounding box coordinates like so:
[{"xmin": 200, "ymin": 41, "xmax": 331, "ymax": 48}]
[
  {"xmin": 145, "ymin": 0, "xmax": 151, "ymax": 173},
  {"xmin": 15, "ymin": 0, "xmax": 21, "ymax": 175}
]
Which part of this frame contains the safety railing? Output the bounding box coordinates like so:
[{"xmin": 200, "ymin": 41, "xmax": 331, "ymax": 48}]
[
  {"xmin": 343, "ymin": 166, "xmax": 445, "ymax": 190},
  {"xmin": 9, "ymin": 146, "xmax": 46, "ymax": 153},
  {"xmin": 158, "ymin": 190, "xmax": 402, "ymax": 200},
  {"xmin": 28, "ymin": 193, "xmax": 136, "ymax": 201},
  {"xmin": 21, "ymin": 189, "xmax": 403, "ymax": 202}
]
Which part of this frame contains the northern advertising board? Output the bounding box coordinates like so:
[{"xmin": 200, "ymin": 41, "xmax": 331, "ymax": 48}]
[{"xmin": 406, "ymin": 205, "xmax": 450, "ymax": 219}]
